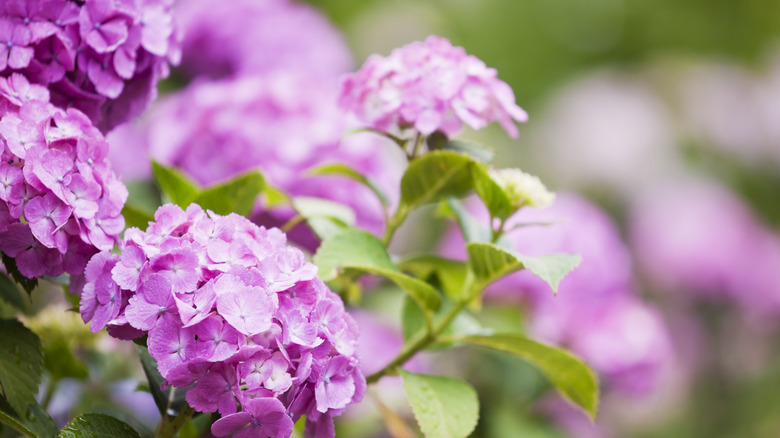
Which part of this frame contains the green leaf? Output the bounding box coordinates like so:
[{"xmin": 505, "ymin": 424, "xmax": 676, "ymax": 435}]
[
  {"xmin": 0, "ymin": 397, "xmax": 57, "ymax": 438},
  {"xmin": 401, "ymin": 370, "xmax": 479, "ymax": 438},
  {"xmin": 193, "ymin": 170, "xmax": 265, "ymax": 216},
  {"xmin": 308, "ymin": 163, "xmax": 390, "ymax": 207},
  {"xmin": 400, "ymin": 151, "xmax": 475, "ymax": 210},
  {"xmin": 466, "ymin": 242, "xmax": 581, "ymax": 294},
  {"xmin": 313, "ymin": 229, "xmax": 441, "ymax": 312},
  {"xmin": 399, "ymin": 255, "xmax": 468, "ymax": 301},
  {"xmin": 0, "ymin": 319, "xmax": 43, "ymax": 418},
  {"xmin": 291, "ymin": 197, "xmax": 356, "ymax": 240},
  {"xmin": 472, "ymin": 164, "xmax": 516, "ymax": 221},
  {"xmin": 263, "ymin": 184, "xmax": 289, "ymax": 208},
  {"xmin": 0, "ymin": 274, "xmax": 24, "ymax": 310},
  {"xmin": 1, "ymin": 253, "xmax": 38, "ymax": 295},
  {"xmin": 59, "ymin": 413, "xmax": 140, "ymax": 438},
  {"xmin": 151, "ymin": 161, "xmax": 200, "ymax": 207},
  {"xmin": 121, "ymin": 204, "xmax": 154, "ymax": 231},
  {"xmin": 461, "ymin": 334, "xmax": 599, "ymax": 419}
]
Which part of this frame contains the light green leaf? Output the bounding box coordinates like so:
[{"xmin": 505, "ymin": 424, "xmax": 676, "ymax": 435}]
[
  {"xmin": 151, "ymin": 162, "xmax": 200, "ymax": 208},
  {"xmin": 263, "ymin": 184, "xmax": 289, "ymax": 208},
  {"xmin": 437, "ymin": 198, "xmax": 493, "ymax": 244},
  {"xmin": 308, "ymin": 163, "xmax": 390, "ymax": 207},
  {"xmin": 401, "ymin": 370, "xmax": 479, "ymax": 438},
  {"xmin": 291, "ymin": 197, "xmax": 356, "ymax": 240},
  {"xmin": 314, "ymin": 229, "xmax": 441, "ymax": 312},
  {"xmin": 0, "ymin": 319, "xmax": 43, "ymax": 418},
  {"xmin": 472, "ymin": 164, "xmax": 516, "ymax": 221},
  {"xmin": 0, "ymin": 274, "xmax": 24, "ymax": 310},
  {"xmin": 121, "ymin": 204, "xmax": 154, "ymax": 231},
  {"xmin": 0, "ymin": 397, "xmax": 57, "ymax": 438},
  {"xmin": 400, "ymin": 151, "xmax": 475, "ymax": 210},
  {"xmin": 466, "ymin": 242, "xmax": 580, "ymax": 294},
  {"xmin": 461, "ymin": 334, "xmax": 599, "ymax": 419},
  {"xmin": 59, "ymin": 413, "xmax": 140, "ymax": 438},
  {"xmin": 193, "ymin": 170, "xmax": 265, "ymax": 216}
]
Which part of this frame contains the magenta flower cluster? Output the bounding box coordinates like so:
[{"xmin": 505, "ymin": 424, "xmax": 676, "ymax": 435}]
[
  {"xmin": 339, "ymin": 35, "xmax": 529, "ymax": 138},
  {"xmin": 79, "ymin": 203, "xmax": 365, "ymax": 438},
  {"xmin": 0, "ymin": 73, "xmax": 127, "ymax": 279},
  {"xmin": 0, "ymin": 0, "xmax": 180, "ymax": 132}
]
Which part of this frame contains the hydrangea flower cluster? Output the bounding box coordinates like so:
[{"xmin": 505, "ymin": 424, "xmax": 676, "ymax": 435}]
[
  {"xmin": 175, "ymin": 0, "xmax": 351, "ymax": 81},
  {"xmin": 79, "ymin": 203, "xmax": 365, "ymax": 438},
  {"xmin": 115, "ymin": 73, "xmax": 402, "ymax": 238},
  {"xmin": 0, "ymin": 0, "xmax": 180, "ymax": 132},
  {"xmin": 339, "ymin": 35, "xmax": 529, "ymax": 138},
  {"xmin": 0, "ymin": 73, "xmax": 127, "ymax": 279}
]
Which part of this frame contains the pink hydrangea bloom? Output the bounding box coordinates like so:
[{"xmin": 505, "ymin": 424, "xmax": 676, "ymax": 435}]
[
  {"xmin": 0, "ymin": 0, "xmax": 181, "ymax": 132},
  {"xmin": 175, "ymin": 0, "xmax": 351, "ymax": 81},
  {"xmin": 439, "ymin": 194, "xmax": 673, "ymax": 396},
  {"xmin": 79, "ymin": 203, "xmax": 365, "ymax": 438},
  {"xmin": 0, "ymin": 74, "xmax": 126, "ymax": 279},
  {"xmin": 339, "ymin": 35, "xmax": 528, "ymax": 138}
]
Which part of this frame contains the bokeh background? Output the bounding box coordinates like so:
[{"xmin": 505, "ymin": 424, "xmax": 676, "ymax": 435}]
[{"xmin": 5, "ymin": 1, "xmax": 780, "ymax": 437}]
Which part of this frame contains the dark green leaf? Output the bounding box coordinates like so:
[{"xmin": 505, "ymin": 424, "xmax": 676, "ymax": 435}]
[
  {"xmin": 151, "ymin": 161, "xmax": 200, "ymax": 208},
  {"xmin": 313, "ymin": 229, "xmax": 441, "ymax": 312},
  {"xmin": 0, "ymin": 319, "xmax": 43, "ymax": 418},
  {"xmin": 401, "ymin": 370, "xmax": 479, "ymax": 438},
  {"xmin": 308, "ymin": 163, "xmax": 390, "ymax": 207},
  {"xmin": 399, "ymin": 255, "xmax": 468, "ymax": 301},
  {"xmin": 472, "ymin": 164, "xmax": 516, "ymax": 221},
  {"xmin": 1, "ymin": 254, "xmax": 38, "ymax": 295},
  {"xmin": 400, "ymin": 151, "xmax": 475, "ymax": 210},
  {"xmin": 0, "ymin": 396, "xmax": 57, "ymax": 438},
  {"xmin": 0, "ymin": 274, "xmax": 24, "ymax": 310},
  {"xmin": 135, "ymin": 345, "xmax": 190, "ymax": 418},
  {"xmin": 59, "ymin": 413, "xmax": 140, "ymax": 438},
  {"xmin": 461, "ymin": 334, "xmax": 599, "ymax": 419},
  {"xmin": 193, "ymin": 170, "xmax": 265, "ymax": 216},
  {"xmin": 466, "ymin": 243, "xmax": 580, "ymax": 294}
]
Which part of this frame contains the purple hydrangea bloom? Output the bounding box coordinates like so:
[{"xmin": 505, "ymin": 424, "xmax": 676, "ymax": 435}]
[
  {"xmin": 339, "ymin": 35, "xmax": 528, "ymax": 139},
  {"xmin": 80, "ymin": 203, "xmax": 365, "ymax": 438},
  {"xmin": 175, "ymin": 0, "xmax": 351, "ymax": 81},
  {"xmin": 121, "ymin": 74, "xmax": 403, "ymax": 239},
  {"xmin": 0, "ymin": 74, "xmax": 126, "ymax": 280},
  {"xmin": 629, "ymin": 178, "xmax": 780, "ymax": 317},
  {"xmin": 439, "ymin": 194, "xmax": 673, "ymax": 396},
  {"xmin": 0, "ymin": 0, "xmax": 181, "ymax": 132}
]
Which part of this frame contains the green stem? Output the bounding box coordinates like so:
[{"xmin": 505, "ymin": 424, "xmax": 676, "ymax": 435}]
[
  {"xmin": 382, "ymin": 206, "xmax": 409, "ymax": 247},
  {"xmin": 366, "ymin": 277, "xmax": 481, "ymax": 384},
  {"xmin": 490, "ymin": 217, "xmax": 507, "ymax": 244},
  {"xmin": 155, "ymin": 405, "xmax": 195, "ymax": 438}
]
